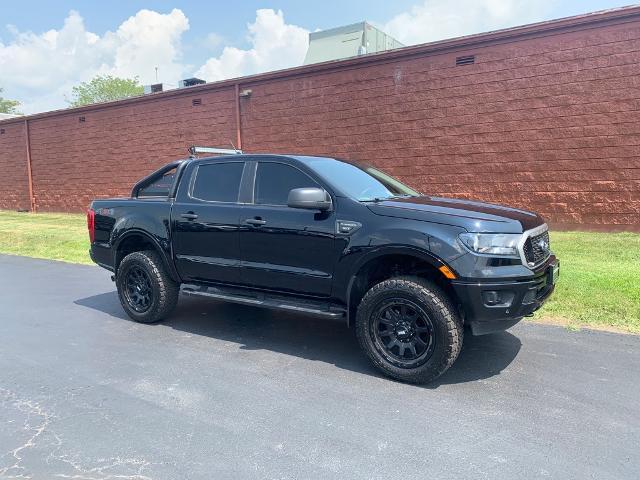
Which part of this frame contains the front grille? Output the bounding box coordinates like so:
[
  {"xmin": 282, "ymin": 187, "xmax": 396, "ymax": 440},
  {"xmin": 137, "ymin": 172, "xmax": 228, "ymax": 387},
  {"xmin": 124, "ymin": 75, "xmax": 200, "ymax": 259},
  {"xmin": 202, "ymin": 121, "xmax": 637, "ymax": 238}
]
[{"xmin": 523, "ymin": 230, "xmax": 550, "ymax": 265}]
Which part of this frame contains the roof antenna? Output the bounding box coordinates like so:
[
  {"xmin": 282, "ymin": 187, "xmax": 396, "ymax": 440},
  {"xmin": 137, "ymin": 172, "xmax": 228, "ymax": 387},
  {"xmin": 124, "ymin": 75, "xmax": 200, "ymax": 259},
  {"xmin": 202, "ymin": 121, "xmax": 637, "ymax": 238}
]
[{"xmin": 229, "ymin": 139, "xmax": 239, "ymax": 153}]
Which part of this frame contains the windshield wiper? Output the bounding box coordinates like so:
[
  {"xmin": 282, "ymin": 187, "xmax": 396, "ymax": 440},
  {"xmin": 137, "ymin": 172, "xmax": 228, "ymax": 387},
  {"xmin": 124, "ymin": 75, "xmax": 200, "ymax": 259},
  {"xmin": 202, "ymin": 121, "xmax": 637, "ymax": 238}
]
[
  {"xmin": 361, "ymin": 194, "xmax": 416, "ymax": 203},
  {"xmin": 389, "ymin": 194, "xmax": 416, "ymax": 199}
]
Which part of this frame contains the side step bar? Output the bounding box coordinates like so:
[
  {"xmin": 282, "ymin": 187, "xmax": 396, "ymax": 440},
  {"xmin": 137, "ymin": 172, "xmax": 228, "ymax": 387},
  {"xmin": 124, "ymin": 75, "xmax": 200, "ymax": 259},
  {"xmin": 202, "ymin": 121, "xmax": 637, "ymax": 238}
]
[{"xmin": 181, "ymin": 284, "xmax": 345, "ymax": 319}]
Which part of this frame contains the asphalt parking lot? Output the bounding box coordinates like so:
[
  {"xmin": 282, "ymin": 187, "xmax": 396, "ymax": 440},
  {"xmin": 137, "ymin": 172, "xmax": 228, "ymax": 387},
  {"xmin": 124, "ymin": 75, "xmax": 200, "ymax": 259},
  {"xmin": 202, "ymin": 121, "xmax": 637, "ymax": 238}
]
[{"xmin": 0, "ymin": 254, "xmax": 638, "ymax": 479}]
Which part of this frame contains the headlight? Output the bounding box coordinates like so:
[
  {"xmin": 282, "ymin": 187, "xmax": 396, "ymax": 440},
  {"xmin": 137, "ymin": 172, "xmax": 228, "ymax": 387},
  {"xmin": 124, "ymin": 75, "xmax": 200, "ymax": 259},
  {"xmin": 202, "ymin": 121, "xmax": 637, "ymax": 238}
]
[{"xmin": 458, "ymin": 233, "xmax": 521, "ymax": 256}]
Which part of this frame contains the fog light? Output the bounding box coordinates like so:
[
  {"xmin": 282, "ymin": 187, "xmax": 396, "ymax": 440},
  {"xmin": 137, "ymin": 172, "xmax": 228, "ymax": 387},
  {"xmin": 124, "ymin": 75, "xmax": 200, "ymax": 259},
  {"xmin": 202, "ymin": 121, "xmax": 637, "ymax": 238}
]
[
  {"xmin": 522, "ymin": 290, "xmax": 536, "ymax": 304},
  {"xmin": 482, "ymin": 290, "xmax": 515, "ymax": 307},
  {"xmin": 484, "ymin": 291, "xmax": 501, "ymax": 305}
]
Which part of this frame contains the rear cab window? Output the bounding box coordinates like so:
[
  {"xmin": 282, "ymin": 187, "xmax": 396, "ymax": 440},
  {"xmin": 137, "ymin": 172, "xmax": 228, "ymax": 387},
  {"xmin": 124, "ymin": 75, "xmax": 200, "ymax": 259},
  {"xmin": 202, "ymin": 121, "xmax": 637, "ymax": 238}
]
[{"xmin": 137, "ymin": 167, "xmax": 177, "ymax": 198}]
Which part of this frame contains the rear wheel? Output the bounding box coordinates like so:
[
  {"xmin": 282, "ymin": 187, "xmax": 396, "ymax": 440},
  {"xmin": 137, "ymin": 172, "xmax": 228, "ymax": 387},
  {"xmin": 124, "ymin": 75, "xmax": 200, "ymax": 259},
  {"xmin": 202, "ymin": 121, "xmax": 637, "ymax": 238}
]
[
  {"xmin": 116, "ymin": 250, "xmax": 179, "ymax": 323},
  {"xmin": 356, "ymin": 276, "xmax": 462, "ymax": 384}
]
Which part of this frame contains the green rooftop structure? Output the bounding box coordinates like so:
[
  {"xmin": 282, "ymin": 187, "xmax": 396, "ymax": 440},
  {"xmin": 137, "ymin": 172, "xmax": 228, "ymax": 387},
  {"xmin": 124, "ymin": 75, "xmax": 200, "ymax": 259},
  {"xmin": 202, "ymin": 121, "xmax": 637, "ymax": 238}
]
[{"xmin": 303, "ymin": 21, "xmax": 404, "ymax": 65}]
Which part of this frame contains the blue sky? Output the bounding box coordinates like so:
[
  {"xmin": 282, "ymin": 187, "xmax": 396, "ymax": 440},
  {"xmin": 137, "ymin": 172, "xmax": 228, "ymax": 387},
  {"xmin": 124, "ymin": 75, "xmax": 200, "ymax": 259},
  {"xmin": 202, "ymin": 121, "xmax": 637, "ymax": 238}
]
[{"xmin": 0, "ymin": 0, "xmax": 633, "ymax": 113}]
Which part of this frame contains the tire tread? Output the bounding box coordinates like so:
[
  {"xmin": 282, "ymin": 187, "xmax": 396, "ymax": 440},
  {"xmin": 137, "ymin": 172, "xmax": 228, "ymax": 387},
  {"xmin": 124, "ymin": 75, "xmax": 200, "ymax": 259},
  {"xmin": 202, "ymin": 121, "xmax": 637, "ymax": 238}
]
[
  {"xmin": 356, "ymin": 276, "xmax": 462, "ymax": 384},
  {"xmin": 117, "ymin": 250, "xmax": 179, "ymax": 323}
]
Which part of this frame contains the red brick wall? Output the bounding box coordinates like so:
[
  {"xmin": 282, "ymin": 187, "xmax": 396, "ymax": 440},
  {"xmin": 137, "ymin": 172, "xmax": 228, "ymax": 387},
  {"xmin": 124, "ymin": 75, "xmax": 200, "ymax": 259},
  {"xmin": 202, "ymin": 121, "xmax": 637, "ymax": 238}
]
[
  {"xmin": 0, "ymin": 120, "xmax": 29, "ymax": 210},
  {"xmin": 27, "ymin": 88, "xmax": 237, "ymax": 210},
  {"xmin": 1, "ymin": 12, "xmax": 639, "ymax": 230}
]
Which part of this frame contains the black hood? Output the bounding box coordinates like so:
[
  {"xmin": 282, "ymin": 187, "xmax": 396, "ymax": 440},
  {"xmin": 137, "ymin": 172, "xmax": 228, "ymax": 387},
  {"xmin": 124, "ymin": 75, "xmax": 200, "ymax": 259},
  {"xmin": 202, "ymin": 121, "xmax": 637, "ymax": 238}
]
[{"xmin": 366, "ymin": 196, "xmax": 544, "ymax": 233}]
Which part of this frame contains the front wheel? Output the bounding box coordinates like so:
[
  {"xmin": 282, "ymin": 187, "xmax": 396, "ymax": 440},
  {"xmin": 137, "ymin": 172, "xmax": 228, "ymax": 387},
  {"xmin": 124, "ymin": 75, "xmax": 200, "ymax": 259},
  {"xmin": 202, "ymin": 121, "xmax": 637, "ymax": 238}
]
[
  {"xmin": 356, "ymin": 276, "xmax": 463, "ymax": 384},
  {"xmin": 116, "ymin": 250, "xmax": 179, "ymax": 323}
]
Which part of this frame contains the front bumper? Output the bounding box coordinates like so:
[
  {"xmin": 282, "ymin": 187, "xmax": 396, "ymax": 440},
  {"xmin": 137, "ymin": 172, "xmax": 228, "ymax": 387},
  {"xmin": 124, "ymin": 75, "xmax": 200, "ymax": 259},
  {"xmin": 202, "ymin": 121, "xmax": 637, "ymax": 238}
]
[{"xmin": 451, "ymin": 256, "xmax": 559, "ymax": 335}]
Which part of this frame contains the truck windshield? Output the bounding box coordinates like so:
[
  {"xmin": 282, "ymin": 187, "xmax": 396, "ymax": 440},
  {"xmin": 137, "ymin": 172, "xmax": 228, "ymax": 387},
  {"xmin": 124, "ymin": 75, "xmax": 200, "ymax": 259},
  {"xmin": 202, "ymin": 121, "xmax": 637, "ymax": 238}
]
[{"xmin": 308, "ymin": 159, "xmax": 420, "ymax": 201}]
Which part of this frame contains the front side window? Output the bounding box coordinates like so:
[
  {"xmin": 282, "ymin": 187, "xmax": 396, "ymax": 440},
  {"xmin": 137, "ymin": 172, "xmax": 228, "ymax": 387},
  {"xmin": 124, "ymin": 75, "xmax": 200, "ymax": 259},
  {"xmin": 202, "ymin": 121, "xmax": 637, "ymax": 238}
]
[
  {"xmin": 308, "ymin": 159, "xmax": 419, "ymax": 201},
  {"xmin": 255, "ymin": 162, "xmax": 319, "ymax": 206},
  {"xmin": 191, "ymin": 162, "xmax": 244, "ymax": 202}
]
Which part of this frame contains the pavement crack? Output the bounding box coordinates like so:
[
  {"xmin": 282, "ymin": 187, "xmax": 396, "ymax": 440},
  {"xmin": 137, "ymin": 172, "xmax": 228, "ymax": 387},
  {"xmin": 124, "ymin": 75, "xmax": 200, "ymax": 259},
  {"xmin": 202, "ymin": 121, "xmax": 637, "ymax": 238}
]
[
  {"xmin": 51, "ymin": 455, "xmax": 153, "ymax": 480},
  {"xmin": 0, "ymin": 387, "xmax": 155, "ymax": 480},
  {"xmin": 0, "ymin": 387, "xmax": 55, "ymax": 479}
]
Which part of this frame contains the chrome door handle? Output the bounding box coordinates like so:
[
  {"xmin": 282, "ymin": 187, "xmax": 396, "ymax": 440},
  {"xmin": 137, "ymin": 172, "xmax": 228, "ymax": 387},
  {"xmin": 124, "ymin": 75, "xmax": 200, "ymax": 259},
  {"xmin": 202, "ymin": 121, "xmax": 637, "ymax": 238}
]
[
  {"xmin": 180, "ymin": 213, "xmax": 198, "ymax": 220},
  {"xmin": 245, "ymin": 218, "xmax": 266, "ymax": 226}
]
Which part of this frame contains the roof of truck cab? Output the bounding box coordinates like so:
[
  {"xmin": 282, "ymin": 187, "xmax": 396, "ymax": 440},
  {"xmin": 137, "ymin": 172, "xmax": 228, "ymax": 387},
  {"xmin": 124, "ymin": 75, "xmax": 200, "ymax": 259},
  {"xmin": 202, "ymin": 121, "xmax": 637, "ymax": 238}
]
[
  {"xmin": 190, "ymin": 154, "xmax": 355, "ymax": 165},
  {"xmin": 188, "ymin": 154, "xmax": 339, "ymax": 164},
  {"xmin": 292, "ymin": 155, "xmax": 352, "ymax": 164}
]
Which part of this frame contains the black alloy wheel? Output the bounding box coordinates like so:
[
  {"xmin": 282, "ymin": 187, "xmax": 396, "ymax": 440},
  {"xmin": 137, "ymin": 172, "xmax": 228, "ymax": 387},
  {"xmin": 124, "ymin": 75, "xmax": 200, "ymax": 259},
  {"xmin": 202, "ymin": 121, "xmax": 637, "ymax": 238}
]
[
  {"xmin": 116, "ymin": 250, "xmax": 179, "ymax": 323},
  {"xmin": 372, "ymin": 298, "xmax": 436, "ymax": 369},
  {"xmin": 123, "ymin": 265, "xmax": 154, "ymax": 313},
  {"xmin": 355, "ymin": 276, "xmax": 463, "ymax": 384}
]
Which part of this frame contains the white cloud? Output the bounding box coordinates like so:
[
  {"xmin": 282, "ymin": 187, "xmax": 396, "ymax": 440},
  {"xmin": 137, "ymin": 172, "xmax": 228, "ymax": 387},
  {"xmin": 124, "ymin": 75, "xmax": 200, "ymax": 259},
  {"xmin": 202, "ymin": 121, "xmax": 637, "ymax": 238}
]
[
  {"xmin": 383, "ymin": 0, "xmax": 555, "ymax": 46},
  {"xmin": 0, "ymin": 9, "xmax": 189, "ymax": 113},
  {"xmin": 0, "ymin": 8, "xmax": 307, "ymax": 113},
  {"xmin": 105, "ymin": 9, "xmax": 189, "ymax": 83},
  {"xmin": 195, "ymin": 9, "xmax": 308, "ymax": 82}
]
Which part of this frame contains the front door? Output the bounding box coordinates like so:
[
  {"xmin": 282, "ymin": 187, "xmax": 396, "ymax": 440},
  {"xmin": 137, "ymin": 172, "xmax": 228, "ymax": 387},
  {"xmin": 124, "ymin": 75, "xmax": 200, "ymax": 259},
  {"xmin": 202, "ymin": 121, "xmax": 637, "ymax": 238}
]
[
  {"xmin": 172, "ymin": 160, "xmax": 246, "ymax": 284},
  {"xmin": 239, "ymin": 161, "xmax": 338, "ymax": 296}
]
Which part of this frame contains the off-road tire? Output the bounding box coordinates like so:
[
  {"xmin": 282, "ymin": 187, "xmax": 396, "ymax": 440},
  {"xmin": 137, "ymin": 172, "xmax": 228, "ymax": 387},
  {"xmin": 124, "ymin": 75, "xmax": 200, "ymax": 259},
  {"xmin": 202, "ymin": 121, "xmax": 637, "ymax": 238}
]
[
  {"xmin": 355, "ymin": 276, "xmax": 463, "ymax": 384},
  {"xmin": 116, "ymin": 250, "xmax": 179, "ymax": 323}
]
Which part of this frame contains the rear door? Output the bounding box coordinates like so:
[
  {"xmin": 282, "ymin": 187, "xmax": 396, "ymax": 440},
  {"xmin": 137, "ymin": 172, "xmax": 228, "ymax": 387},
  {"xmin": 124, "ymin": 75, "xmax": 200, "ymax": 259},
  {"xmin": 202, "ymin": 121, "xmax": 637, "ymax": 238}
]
[
  {"xmin": 172, "ymin": 160, "xmax": 246, "ymax": 284},
  {"xmin": 239, "ymin": 160, "xmax": 338, "ymax": 296}
]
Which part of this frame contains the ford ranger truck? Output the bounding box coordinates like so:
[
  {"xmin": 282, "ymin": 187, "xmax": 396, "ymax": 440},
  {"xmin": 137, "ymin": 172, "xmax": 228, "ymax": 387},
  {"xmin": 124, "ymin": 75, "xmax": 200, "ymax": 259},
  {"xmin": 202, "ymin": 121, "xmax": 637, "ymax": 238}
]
[{"xmin": 88, "ymin": 153, "xmax": 559, "ymax": 384}]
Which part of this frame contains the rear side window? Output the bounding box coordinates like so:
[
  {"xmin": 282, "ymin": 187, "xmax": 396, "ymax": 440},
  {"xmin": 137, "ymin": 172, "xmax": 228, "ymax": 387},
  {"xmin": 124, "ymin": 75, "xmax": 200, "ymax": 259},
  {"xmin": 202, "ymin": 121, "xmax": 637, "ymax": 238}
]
[
  {"xmin": 138, "ymin": 168, "xmax": 176, "ymax": 197},
  {"xmin": 191, "ymin": 162, "xmax": 244, "ymax": 202},
  {"xmin": 255, "ymin": 162, "xmax": 319, "ymax": 206}
]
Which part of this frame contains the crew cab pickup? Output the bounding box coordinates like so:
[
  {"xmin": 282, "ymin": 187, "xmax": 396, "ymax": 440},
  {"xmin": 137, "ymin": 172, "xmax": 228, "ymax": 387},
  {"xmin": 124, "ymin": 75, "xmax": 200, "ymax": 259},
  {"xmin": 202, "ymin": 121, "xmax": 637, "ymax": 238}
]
[{"xmin": 88, "ymin": 152, "xmax": 559, "ymax": 383}]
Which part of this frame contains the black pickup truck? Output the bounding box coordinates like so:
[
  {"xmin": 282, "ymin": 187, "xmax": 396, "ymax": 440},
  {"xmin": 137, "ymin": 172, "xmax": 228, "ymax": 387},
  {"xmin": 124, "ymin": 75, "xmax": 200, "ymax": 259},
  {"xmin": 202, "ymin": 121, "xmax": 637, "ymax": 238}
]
[{"xmin": 88, "ymin": 152, "xmax": 559, "ymax": 383}]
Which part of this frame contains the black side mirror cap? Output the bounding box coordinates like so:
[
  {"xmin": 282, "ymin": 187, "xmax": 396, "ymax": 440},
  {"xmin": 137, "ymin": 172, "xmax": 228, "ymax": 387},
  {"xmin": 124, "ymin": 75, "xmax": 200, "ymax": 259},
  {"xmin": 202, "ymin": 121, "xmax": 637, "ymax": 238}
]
[{"xmin": 287, "ymin": 187, "xmax": 332, "ymax": 211}]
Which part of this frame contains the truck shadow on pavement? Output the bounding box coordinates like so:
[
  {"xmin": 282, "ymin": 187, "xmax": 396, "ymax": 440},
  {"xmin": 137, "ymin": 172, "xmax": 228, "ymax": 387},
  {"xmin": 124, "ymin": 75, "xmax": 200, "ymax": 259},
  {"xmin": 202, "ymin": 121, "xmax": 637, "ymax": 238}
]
[{"xmin": 75, "ymin": 291, "xmax": 522, "ymax": 388}]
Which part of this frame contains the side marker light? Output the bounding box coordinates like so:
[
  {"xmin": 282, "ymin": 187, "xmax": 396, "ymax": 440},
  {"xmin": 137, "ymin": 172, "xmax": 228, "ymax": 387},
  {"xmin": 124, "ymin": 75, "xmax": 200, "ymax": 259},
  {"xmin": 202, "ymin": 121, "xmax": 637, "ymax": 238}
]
[{"xmin": 438, "ymin": 265, "xmax": 456, "ymax": 280}]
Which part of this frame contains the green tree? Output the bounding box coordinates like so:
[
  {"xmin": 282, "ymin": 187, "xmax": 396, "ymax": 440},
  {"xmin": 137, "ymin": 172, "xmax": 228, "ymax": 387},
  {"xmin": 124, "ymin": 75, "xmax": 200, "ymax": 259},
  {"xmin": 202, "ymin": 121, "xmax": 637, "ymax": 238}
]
[
  {"xmin": 0, "ymin": 87, "xmax": 21, "ymax": 114},
  {"xmin": 67, "ymin": 75, "xmax": 144, "ymax": 107}
]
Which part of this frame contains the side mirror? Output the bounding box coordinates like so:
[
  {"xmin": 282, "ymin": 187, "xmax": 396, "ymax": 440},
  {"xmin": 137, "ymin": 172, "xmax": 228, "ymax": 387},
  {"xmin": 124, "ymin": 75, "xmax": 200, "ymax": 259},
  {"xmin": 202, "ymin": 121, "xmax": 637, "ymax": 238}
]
[{"xmin": 287, "ymin": 187, "xmax": 332, "ymax": 211}]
